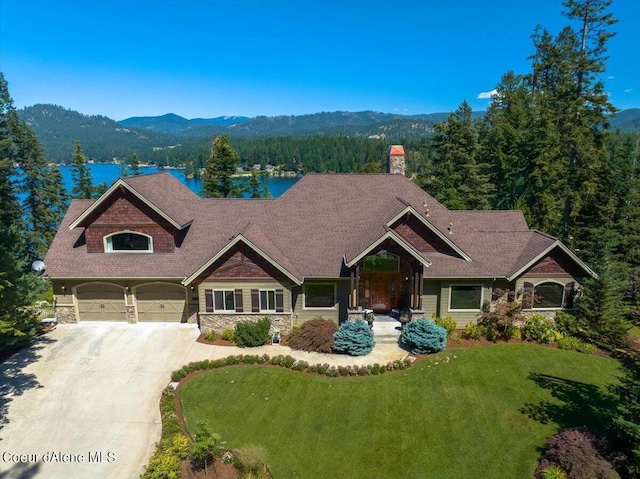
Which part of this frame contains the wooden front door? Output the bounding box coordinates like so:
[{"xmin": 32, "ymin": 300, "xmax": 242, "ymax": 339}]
[{"xmin": 363, "ymin": 273, "xmax": 399, "ymax": 313}]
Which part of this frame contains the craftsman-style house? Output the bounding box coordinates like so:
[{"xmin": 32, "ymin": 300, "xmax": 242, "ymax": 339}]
[{"xmin": 44, "ymin": 146, "xmax": 596, "ymax": 334}]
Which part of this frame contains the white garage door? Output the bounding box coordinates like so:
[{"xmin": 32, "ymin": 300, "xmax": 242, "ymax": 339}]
[
  {"xmin": 76, "ymin": 283, "xmax": 127, "ymax": 321},
  {"xmin": 136, "ymin": 283, "xmax": 186, "ymax": 322}
]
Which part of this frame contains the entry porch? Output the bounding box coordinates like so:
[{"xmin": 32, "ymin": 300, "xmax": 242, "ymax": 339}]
[{"xmin": 346, "ymin": 239, "xmax": 425, "ymax": 320}]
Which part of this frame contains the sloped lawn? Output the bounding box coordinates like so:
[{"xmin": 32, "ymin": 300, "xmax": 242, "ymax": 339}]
[{"xmin": 179, "ymin": 343, "xmax": 619, "ymax": 479}]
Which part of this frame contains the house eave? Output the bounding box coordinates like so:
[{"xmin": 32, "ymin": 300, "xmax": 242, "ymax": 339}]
[
  {"xmin": 68, "ymin": 179, "xmax": 184, "ymax": 231},
  {"xmin": 345, "ymin": 230, "xmax": 432, "ymax": 269},
  {"xmin": 506, "ymin": 240, "xmax": 598, "ymax": 282},
  {"xmin": 386, "ymin": 205, "xmax": 472, "ymax": 261},
  {"xmin": 182, "ymin": 234, "xmax": 302, "ymax": 286}
]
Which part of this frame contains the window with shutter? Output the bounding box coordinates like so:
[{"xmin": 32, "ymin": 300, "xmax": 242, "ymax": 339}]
[
  {"xmin": 235, "ymin": 289, "xmax": 243, "ymax": 312},
  {"xmin": 275, "ymin": 289, "xmax": 284, "ymax": 313},
  {"xmin": 251, "ymin": 289, "xmax": 260, "ymax": 312},
  {"xmin": 205, "ymin": 289, "xmax": 214, "ymax": 313},
  {"xmin": 563, "ymin": 282, "xmax": 576, "ymax": 309},
  {"xmin": 522, "ymin": 282, "xmax": 534, "ymax": 309}
]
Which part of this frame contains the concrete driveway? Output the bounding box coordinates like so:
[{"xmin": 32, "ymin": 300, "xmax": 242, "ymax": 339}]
[{"xmin": 0, "ymin": 322, "xmax": 200, "ymax": 479}]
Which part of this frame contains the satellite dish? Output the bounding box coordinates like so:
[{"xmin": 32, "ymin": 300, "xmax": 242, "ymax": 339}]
[{"xmin": 32, "ymin": 260, "xmax": 45, "ymax": 273}]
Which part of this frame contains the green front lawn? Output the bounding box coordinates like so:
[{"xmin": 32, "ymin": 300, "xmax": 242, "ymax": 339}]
[{"xmin": 179, "ymin": 344, "xmax": 620, "ymax": 479}]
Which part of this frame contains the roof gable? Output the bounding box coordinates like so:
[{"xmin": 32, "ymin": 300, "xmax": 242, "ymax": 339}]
[
  {"xmin": 345, "ymin": 229, "xmax": 432, "ymax": 269},
  {"xmin": 388, "ymin": 207, "xmax": 468, "ymax": 259},
  {"xmin": 183, "ymin": 226, "xmax": 302, "ymax": 286},
  {"xmin": 507, "ymin": 239, "xmax": 597, "ymax": 281},
  {"xmin": 68, "ymin": 173, "xmax": 197, "ymax": 230}
]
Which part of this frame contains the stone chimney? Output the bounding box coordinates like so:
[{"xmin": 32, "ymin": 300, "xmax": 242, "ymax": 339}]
[{"xmin": 388, "ymin": 145, "xmax": 405, "ymax": 175}]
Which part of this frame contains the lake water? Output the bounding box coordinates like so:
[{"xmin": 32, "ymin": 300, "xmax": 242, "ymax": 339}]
[{"xmin": 57, "ymin": 164, "xmax": 299, "ymax": 198}]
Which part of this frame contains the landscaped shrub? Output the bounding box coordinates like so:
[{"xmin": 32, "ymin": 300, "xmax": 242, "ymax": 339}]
[
  {"xmin": 504, "ymin": 323, "xmax": 522, "ymax": 340},
  {"xmin": 477, "ymin": 288, "xmax": 527, "ymax": 340},
  {"xmin": 555, "ymin": 311, "xmax": 580, "ymax": 336},
  {"xmin": 535, "ymin": 427, "xmax": 619, "ymax": 479},
  {"xmin": 433, "ymin": 316, "xmax": 457, "ymax": 336},
  {"xmin": 461, "ymin": 322, "xmax": 483, "ymax": 340},
  {"xmin": 523, "ymin": 314, "xmax": 557, "ymax": 344},
  {"xmin": 400, "ymin": 318, "xmax": 447, "ymax": 354},
  {"xmin": 557, "ymin": 336, "xmax": 597, "ymax": 354},
  {"xmin": 205, "ymin": 330, "xmax": 217, "ymax": 342},
  {"xmin": 540, "ymin": 465, "xmax": 567, "ymax": 479},
  {"xmin": 333, "ymin": 319, "xmax": 375, "ymax": 356},
  {"xmin": 234, "ymin": 317, "xmax": 271, "ymax": 348},
  {"xmin": 190, "ymin": 420, "xmax": 221, "ymax": 472},
  {"xmin": 235, "ymin": 444, "xmax": 268, "ymax": 479},
  {"xmin": 142, "ymin": 387, "xmax": 191, "ymax": 479},
  {"xmin": 142, "ymin": 449, "xmax": 182, "ymax": 479},
  {"xmin": 222, "ymin": 329, "xmax": 235, "ymax": 343},
  {"xmin": 287, "ymin": 318, "xmax": 338, "ymax": 353}
]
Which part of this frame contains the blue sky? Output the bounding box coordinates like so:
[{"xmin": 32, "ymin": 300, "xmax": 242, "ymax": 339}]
[{"xmin": 1, "ymin": 0, "xmax": 638, "ymax": 120}]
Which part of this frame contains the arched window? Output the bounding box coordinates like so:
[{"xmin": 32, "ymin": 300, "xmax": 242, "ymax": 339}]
[
  {"xmin": 533, "ymin": 282, "xmax": 564, "ymax": 309},
  {"xmin": 104, "ymin": 232, "xmax": 153, "ymax": 252}
]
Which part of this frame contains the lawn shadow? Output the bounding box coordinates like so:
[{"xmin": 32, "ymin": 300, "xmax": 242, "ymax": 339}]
[
  {"xmin": 0, "ymin": 459, "xmax": 42, "ymax": 479},
  {"xmin": 520, "ymin": 372, "xmax": 616, "ymax": 431},
  {"xmin": 0, "ymin": 336, "xmax": 55, "ymax": 441}
]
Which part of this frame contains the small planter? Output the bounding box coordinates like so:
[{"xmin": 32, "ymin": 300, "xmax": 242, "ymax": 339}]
[{"xmin": 364, "ymin": 310, "xmax": 374, "ymax": 328}]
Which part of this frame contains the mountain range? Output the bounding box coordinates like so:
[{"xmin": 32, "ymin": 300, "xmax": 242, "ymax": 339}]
[{"xmin": 17, "ymin": 104, "xmax": 640, "ymax": 163}]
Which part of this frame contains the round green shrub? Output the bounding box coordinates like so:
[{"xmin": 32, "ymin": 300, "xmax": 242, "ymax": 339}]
[
  {"xmin": 333, "ymin": 319, "xmax": 375, "ymax": 356},
  {"xmin": 433, "ymin": 316, "xmax": 457, "ymax": 336},
  {"xmin": 400, "ymin": 318, "xmax": 447, "ymax": 354},
  {"xmin": 221, "ymin": 329, "xmax": 235, "ymax": 342},
  {"xmin": 234, "ymin": 317, "xmax": 271, "ymax": 347},
  {"xmin": 523, "ymin": 314, "xmax": 557, "ymax": 343},
  {"xmin": 461, "ymin": 322, "xmax": 482, "ymax": 340}
]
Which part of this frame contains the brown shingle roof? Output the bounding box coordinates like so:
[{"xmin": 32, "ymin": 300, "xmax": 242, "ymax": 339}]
[
  {"xmin": 45, "ymin": 172, "xmax": 588, "ymax": 282},
  {"xmin": 121, "ymin": 172, "xmax": 199, "ymax": 228}
]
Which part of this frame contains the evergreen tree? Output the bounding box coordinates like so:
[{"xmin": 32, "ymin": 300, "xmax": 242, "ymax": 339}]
[
  {"xmin": 12, "ymin": 119, "xmax": 66, "ymax": 261},
  {"xmin": 422, "ymin": 101, "xmax": 494, "ymax": 209},
  {"xmin": 527, "ymin": 0, "xmax": 617, "ymax": 243},
  {"xmin": 130, "ymin": 152, "xmax": 140, "ymax": 175},
  {"xmin": 244, "ymin": 169, "xmax": 271, "ymax": 198},
  {"xmin": 71, "ymin": 139, "xmax": 94, "ymax": 199},
  {"xmin": 609, "ymin": 359, "xmax": 640, "ymax": 478},
  {"xmin": 481, "ymin": 72, "xmax": 531, "ymax": 211},
  {"xmin": 0, "ymin": 72, "xmax": 40, "ymax": 349},
  {"xmin": 202, "ymin": 135, "xmax": 242, "ymax": 198},
  {"xmin": 576, "ymin": 253, "xmax": 629, "ymax": 349},
  {"xmin": 247, "ymin": 169, "xmax": 262, "ymax": 198}
]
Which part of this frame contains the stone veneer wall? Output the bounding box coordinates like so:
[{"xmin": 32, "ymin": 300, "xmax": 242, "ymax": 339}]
[
  {"xmin": 55, "ymin": 305, "xmax": 77, "ymax": 324},
  {"xmin": 187, "ymin": 305, "xmax": 198, "ymax": 324},
  {"xmin": 126, "ymin": 306, "xmax": 136, "ymax": 324},
  {"xmin": 198, "ymin": 313, "xmax": 293, "ymax": 336}
]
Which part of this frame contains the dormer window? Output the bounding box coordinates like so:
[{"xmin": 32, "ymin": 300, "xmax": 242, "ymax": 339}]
[{"xmin": 104, "ymin": 232, "xmax": 153, "ymax": 253}]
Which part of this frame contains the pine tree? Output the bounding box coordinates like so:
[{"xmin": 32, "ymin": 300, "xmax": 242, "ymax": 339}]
[
  {"xmin": 0, "ymin": 72, "xmax": 40, "ymax": 349},
  {"xmin": 527, "ymin": 0, "xmax": 617, "ymax": 243},
  {"xmin": 130, "ymin": 152, "xmax": 140, "ymax": 175},
  {"xmin": 203, "ymin": 135, "xmax": 242, "ymax": 198},
  {"xmin": 12, "ymin": 119, "xmax": 66, "ymax": 261},
  {"xmin": 576, "ymin": 251, "xmax": 629, "ymax": 349},
  {"xmin": 71, "ymin": 139, "xmax": 94, "ymax": 199},
  {"xmin": 247, "ymin": 169, "xmax": 262, "ymax": 198},
  {"xmin": 424, "ymin": 101, "xmax": 494, "ymax": 209}
]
